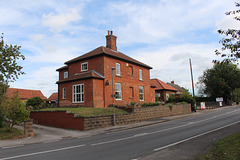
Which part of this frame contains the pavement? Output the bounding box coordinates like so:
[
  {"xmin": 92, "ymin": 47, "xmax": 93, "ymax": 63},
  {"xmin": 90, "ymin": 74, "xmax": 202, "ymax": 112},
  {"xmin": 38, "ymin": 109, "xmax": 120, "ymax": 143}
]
[{"xmin": 0, "ymin": 108, "xmax": 225, "ymax": 148}]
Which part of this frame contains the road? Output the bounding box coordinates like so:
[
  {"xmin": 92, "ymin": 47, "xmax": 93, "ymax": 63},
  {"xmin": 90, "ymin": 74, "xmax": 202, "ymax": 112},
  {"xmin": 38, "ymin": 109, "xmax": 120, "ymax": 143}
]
[{"xmin": 0, "ymin": 105, "xmax": 240, "ymax": 160}]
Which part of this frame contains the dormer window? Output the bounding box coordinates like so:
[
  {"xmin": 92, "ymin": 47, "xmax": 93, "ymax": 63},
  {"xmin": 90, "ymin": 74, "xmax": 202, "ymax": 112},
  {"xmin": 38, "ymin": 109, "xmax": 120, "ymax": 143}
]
[
  {"xmin": 64, "ymin": 72, "xmax": 68, "ymax": 79},
  {"xmin": 81, "ymin": 62, "xmax": 88, "ymax": 71}
]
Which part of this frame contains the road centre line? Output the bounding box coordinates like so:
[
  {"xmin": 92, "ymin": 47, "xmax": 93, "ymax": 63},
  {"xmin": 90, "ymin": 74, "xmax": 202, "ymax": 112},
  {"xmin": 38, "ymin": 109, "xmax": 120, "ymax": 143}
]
[
  {"xmin": 153, "ymin": 120, "xmax": 240, "ymax": 152},
  {"xmin": 91, "ymin": 108, "xmax": 240, "ymax": 147},
  {"xmin": 0, "ymin": 144, "xmax": 86, "ymax": 160}
]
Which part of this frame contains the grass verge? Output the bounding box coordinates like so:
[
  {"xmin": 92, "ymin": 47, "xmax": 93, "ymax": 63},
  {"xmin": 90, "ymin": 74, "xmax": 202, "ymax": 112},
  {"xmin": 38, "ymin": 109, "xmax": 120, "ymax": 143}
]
[
  {"xmin": 197, "ymin": 132, "xmax": 240, "ymax": 160},
  {"xmin": 0, "ymin": 124, "xmax": 24, "ymax": 140},
  {"xmin": 38, "ymin": 107, "xmax": 128, "ymax": 117}
]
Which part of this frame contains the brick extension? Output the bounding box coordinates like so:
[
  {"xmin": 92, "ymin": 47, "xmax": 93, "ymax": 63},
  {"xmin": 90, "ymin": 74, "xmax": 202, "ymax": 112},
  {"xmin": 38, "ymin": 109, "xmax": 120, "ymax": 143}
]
[{"xmin": 30, "ymin": 104, "xmax": 191, "ymax": 130}]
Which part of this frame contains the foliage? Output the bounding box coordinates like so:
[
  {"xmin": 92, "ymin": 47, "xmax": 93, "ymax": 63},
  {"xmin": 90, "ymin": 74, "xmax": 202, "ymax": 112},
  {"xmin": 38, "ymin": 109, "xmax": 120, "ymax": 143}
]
[
  {"xmin": 197, "ymin": 63, "xmax": 240, "ymax": 103},
  {"xmin": 198, "ymin": 132, "xmax": 240, "ymax": 160},
  {"xmin": 166, "ymin": 103, "xmax": 174, "ymax": 111},
  {"xmin": 1, "ymin": 92, "xmax": 31, "ymax": 130},
  {"xmin": 128, "ymin": 102, "xmax": 139, "ymax": 107},
  {"xmin": 167, "ymin": 88, "xmax": 196, "ymax": 111},
  {"xmin": 0, "ymin": 33, "xmax": 25, "ymax": 83},
  {"xmin": 0, "ymin": 123, "xmax": 24, "ymax": 140},
  {"xmin": 141, "ymin": 102, "xmax": 161, "ymax": 107},
  {"xmin": 0, "ymin": 111, "xmax": 4, "ymax": 127},
  {"xmin": 232, "ymin": 88, "xmax": 240, "ymax": 104},
  {"xmin": 214, "ymin": 2, "xmax": 240, "ymax": 64},
  {"xmin": 38, "ymin": 107, "xmax": 128, "ymax": 117},
  {"xmin": 26, "ymin": 97, "xmax": 44, "ymax": 110}
]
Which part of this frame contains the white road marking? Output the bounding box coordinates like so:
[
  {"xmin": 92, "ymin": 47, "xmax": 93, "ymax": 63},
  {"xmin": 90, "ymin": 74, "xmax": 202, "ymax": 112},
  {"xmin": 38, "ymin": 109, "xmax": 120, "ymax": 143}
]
[
  {"xmin": 0, "ymin": 144, "xmax": 85, "ymax": 160},
  {"xmin": 91, "ymin": 108, "xmax": 240, "ymax": 147},
  {"xmin": 153, "ymin": 120, "xmax": 240, "ymax": 152}
]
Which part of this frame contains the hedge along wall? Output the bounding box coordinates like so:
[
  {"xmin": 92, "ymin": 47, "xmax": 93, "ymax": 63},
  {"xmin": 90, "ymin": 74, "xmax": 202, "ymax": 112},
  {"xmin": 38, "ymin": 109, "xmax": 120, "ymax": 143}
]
[{"xmin": 30, "ymin": 104, "xmax": 191, "ymax": 130}]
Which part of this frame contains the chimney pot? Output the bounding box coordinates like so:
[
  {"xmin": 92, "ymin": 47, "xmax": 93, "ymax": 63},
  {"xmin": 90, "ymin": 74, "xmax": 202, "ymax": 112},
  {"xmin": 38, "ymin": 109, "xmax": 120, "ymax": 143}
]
[
  {"xmin": 108, "ymin": 30, "xmax": 110, "ymax": 35},
  {"xmin": 171, "ymin": 81, "xmax": 174, "ymax": 84},
  {"xmin": 111, "ymin": 31, "xmax": 113, "ymax": 35}
]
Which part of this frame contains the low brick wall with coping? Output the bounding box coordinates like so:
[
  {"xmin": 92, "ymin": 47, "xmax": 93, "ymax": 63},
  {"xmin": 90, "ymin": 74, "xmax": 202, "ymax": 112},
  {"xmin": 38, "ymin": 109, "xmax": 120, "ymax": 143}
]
[{"xmin": 30, "ymin": 104, "xmax": 191, "ymax": 130}]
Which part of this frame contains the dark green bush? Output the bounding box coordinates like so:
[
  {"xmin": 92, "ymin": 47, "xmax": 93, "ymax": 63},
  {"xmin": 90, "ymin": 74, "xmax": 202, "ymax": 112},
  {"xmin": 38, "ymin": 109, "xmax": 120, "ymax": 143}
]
[
  {"xmin": 0, "ymin": 111, "xmax": 4, "ymax": 128},
  {"xmin": 26, "ymin": 97, "xmax": 44, "ymax": 110},
  {"xmin": 142, "ymin": 102, "xmax": 161, "ymax": 107}
]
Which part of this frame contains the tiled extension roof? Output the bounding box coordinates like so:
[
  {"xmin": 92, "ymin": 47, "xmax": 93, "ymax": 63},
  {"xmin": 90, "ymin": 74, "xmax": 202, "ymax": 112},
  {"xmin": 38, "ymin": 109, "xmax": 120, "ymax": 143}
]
[
  {"xmin": 150, "ymin": 79, "xmax": 178, "ymax": 91},
  {"xmin": 6, "ymin": 88, "xmax": 47, "ymax": 100},
  {"xmin": 167, "ymin": 82, "xmax": 184, "ymax": 92},
  {"xmin": 64, "ymin": 46, "xmax": 152, "ymax": 69},
  {"xmin": 48, "ymin": 92, "xmax": 58, "ymax": 101},
  {"xmin": 56, "ymin": 65, "xmax": 68, "ymax": 71},
  {"xmin": 56, "ymin": 70, "xmax": 104, "ymax": 84}
]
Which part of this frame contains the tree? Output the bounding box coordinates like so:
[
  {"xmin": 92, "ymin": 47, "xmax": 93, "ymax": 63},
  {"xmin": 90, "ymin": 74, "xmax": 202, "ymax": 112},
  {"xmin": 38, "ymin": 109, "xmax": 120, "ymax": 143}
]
[
  {"xmin": 214, "ymin": 2, "xmax": 240, "ymax": 64},
  {"xmin": 26, "ymin": 97, "xmax": 44, "ymax": 110},
  {"xmin": 1, "ymin": 92, "xmax": 31, "ymax": 130},
  {"xmin": 198, "ymin": 63, "xmax": 240, "ymax": 103},
  {"xmin": 232, "ymin": 88, "xmax": 240, "ymax": 104},
  {"xmin": 0, "ymin": 33, "xmax": 25, "ymax": 105}
]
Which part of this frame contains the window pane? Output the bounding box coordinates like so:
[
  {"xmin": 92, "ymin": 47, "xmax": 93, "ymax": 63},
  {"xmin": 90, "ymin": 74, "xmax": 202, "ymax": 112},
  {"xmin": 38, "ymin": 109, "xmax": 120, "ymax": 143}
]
[
  {"xmin": 73, "ymin": 84, "xmax": 84, "ymax": 103},
  {"xmin": 116, "ymin": 63, "xmax": 120, "ymax": 76},
  {"xmin": 139, "ymin": 69, "xmax": 142, "ymax": 80}
]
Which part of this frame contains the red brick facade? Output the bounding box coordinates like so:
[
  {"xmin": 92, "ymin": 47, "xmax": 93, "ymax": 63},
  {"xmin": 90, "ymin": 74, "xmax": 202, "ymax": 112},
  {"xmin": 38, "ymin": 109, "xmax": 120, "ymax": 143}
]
[{"xmin": 56, "ymin": 31, "xmax": 155, "ymax": 108}]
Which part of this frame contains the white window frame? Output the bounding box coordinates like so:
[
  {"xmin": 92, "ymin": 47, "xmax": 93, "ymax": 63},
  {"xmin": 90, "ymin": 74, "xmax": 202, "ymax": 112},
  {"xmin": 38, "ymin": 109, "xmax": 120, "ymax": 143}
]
[
  {"xmin": 73, "ymin": 84, "xmax": 84, "ymax": 103},
  {"xmin": 139, "ymin": 69, "xmax": 143, "ymax": 80},
  {"xmin": 62, "ymin": 88, "xmax": 66, "ymax": 99},
  {"xmin": 115, "ymin": 83, "xmax": 122, "ymax": 100},
  {"xmin": 81, "ymin": 62, "xmax": 88, "ymax": 71},
  {"xmin": 64, "ymin": 71, "xmax": 68, "ymax": 79},
  {"xmin": 116, "ymin": 63, "xmax": 121, "ymax": 76},
  {"xmin": 139, "ymin": 86, "xmax": 144, "ymax": 101}
]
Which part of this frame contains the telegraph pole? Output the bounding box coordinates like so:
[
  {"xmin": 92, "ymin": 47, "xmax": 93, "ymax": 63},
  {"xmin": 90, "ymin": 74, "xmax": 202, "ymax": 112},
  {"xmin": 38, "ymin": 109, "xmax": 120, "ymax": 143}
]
[{"xmin": 189, "ymin": 58, "xmax": 195, "ymax": 98}]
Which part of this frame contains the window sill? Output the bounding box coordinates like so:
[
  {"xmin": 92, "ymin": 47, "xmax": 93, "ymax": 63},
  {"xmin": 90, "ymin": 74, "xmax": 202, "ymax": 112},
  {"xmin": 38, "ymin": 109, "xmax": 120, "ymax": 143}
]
[
  {"xmin": 116, "ymin": 75, "xmax": 122, "ymax": 77},
  {"xmin": 115, "ymin": 99, "xmax": 122, "ymax": 101},
  {"xmin": 129, "ymin": 97, "xmax": 134, "ymax": 99},
  {"xmin": 139, "ymin": 80, "xmax": 144, "ymax": 82}
]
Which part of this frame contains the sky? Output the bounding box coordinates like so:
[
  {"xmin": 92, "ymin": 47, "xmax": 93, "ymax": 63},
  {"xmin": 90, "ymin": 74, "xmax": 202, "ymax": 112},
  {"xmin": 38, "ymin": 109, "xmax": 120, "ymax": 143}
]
[{"xmin": 0, "ymin": 0, "xmax": 239, "ymax": 98}]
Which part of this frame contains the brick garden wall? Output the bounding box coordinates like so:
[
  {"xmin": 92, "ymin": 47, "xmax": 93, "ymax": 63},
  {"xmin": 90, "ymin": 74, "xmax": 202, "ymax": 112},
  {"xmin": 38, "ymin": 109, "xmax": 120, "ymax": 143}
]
[{"xmin": 30, "ymin": 104, "xmax": 191, "ymax": 130}]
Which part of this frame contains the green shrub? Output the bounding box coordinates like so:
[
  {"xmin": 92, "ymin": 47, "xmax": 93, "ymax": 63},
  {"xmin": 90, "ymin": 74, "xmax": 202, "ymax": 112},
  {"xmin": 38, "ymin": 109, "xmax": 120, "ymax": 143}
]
[
  {"xmin": 166, "ymin": 103, "xmax": 174, "ymax": 111},
  {"xmin": 129, "ymin": 102, "xmax": 139, "ymax": 107},
  {"xmin": 142, "ymin": 102, "xmax": 161, "ymax": 107},
  {"xmin": 26, "ymin": 97, "xmax": 44, "ymax": 110},
  {"xmin": 0, "ymin": 111, "xmax": 4, "ymax": 128}
]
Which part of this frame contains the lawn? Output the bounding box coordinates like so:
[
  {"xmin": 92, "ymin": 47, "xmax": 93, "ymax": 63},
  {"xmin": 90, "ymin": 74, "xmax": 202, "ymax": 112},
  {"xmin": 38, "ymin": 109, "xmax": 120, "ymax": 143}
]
[
  {"xmin": 198, "ymin": 132, "xmax": 240, "ymax": 160},
  {"xmin": 0, "ymin": 124, "xmax": 24, "ymax": 140},
  {"xmin": 39, "ymin": 107, "xmax": 128, "ymax": 117}
]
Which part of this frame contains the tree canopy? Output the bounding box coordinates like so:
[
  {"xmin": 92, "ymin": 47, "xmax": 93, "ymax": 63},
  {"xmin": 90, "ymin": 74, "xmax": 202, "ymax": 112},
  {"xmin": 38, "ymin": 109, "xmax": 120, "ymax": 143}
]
[
  {"xmin": 0, "ymin": 33, "xmax": 25, "ymax": 105},
  {"xmin": 198, "ymin": 63, "xmax": 240, "ymax": 102},
  {"xmin": 214, "ymin": 2, "xmax": 240, "ymax": 64}
]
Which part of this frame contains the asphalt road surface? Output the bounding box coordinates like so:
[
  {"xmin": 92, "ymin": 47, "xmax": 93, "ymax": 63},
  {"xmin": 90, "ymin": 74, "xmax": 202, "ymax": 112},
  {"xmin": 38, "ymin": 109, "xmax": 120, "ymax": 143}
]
[{"xmin": 0, "ymin": 105, "xmax": 240, "ymax": 160}]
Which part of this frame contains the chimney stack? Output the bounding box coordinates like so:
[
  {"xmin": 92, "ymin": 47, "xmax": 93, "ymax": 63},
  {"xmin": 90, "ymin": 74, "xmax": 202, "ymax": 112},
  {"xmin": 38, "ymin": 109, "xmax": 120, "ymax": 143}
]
[{"xmin": 106, "ymin": 30, "xmax": 117, "ymax": 51}]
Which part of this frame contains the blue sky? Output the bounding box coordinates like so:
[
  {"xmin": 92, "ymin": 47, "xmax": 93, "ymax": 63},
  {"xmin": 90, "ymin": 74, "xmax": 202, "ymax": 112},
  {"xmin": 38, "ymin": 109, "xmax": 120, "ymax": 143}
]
[{"xmin": 1, "ymin": 0, "xmax": 239, "ymax": 97}]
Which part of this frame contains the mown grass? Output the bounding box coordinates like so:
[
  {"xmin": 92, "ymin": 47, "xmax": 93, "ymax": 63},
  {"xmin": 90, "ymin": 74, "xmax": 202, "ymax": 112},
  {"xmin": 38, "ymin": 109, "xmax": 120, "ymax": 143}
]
[
  {"xmin": 0, "ymin": 124, "xmax": 24, "ymax": 140},
  {"xmin": 197, "ymin": 132, "xmax": 240, "ymax": 160},
  {"xmin": 38, "ymin": 107, "xmax": 128, "ymax": 117}
]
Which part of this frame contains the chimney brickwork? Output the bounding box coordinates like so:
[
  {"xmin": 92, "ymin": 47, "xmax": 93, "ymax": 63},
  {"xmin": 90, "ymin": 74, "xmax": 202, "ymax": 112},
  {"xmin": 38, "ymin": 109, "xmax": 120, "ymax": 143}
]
[{"xmin": 106, "ymin": 30, "xmax": 117, "ymax": 51}]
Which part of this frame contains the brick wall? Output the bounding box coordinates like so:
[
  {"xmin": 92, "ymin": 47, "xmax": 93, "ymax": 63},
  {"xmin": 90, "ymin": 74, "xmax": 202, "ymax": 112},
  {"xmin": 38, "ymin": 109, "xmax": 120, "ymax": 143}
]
[{"xmin": 30, "ymin": 104, "xmax": 191, "ymax": 130}]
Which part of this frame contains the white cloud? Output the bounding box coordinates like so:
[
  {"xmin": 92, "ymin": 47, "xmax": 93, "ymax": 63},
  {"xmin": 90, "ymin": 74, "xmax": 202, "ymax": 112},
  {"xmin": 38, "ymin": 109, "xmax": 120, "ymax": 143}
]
[
  {"xmin": 42, "ymin": 8, "xmax": 82, "ymax": 32},
  {"xmin": 10, "ymin": 66, "xmax": 59, "ymax": 98}
]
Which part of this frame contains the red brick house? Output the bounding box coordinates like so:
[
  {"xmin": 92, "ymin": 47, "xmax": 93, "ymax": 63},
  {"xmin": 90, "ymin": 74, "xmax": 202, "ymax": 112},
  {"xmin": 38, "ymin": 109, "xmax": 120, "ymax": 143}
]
[
  {"xmin": 151, "ymin": 79, "xmax": 178, "ymax": 102},
  {"xmin": 6, "ymin": 88, "xmax": 46, "ymax": 101},
  {"xmin": 56, "ymin": 31, "xmax": 155, "ymax": 108}
]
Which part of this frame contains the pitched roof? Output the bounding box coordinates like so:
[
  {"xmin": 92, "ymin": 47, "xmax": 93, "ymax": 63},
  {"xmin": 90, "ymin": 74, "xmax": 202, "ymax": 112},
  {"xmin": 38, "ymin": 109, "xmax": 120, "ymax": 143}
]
[
  {"xmin": 150, "ymin": 79, "xmax": 178, "ymax": 91},
  {"xmin": 167, "ymin": 82, "xmax": 184, "ymax": 92},
  {"xmin": 6, "ymin": 88, "xmax": 47, "ymax": 100},
  {"xmin": 48, "ymin": 92, "xmax": 58, "ymax": 101},
  {"xmin": 56, "ymin": 65, "xmax": 68, "ymax": 71},
  {"xmin": 64, "ymin": 46, "xmax": 152, "ymax": 69},
  {"xmin": 56, "ymin": 70, "xmax": 104, "ymax": 84}
]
